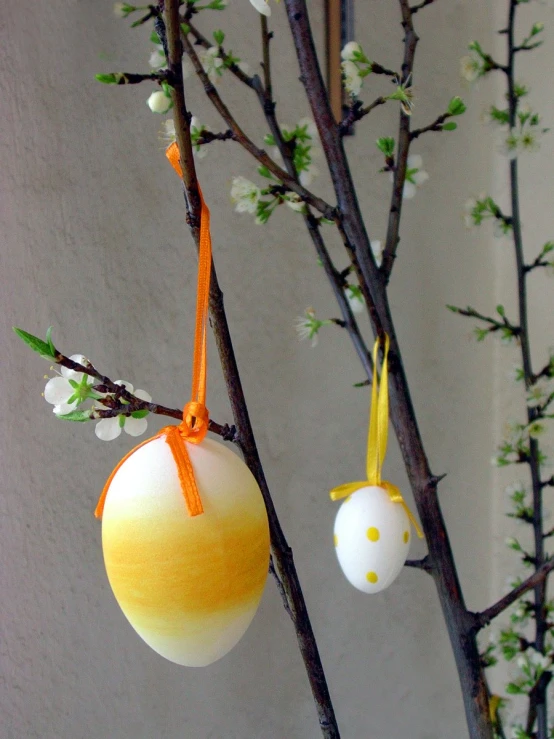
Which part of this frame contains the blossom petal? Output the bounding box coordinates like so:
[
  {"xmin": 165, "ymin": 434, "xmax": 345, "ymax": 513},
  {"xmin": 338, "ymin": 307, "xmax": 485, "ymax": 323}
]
[
  {"xmin": 134, "ymin": 388, "xmax": 152, "ymax": 402},
  {"xmin": 54, "ymin": 401, "xmax": 79, "ymax": 415},
  {"xmin": 402, "ymin": 181, "xmax": 417, "ymax": 200},
  {"xmin": 44, "ymin": 376, "xmax": 74, "ymax": 405},
  {"xmin": 407, "ymin": 154, "xmax": 422, "ymax": 170},
  {"xmin": 95, "ymin": 418, "xmax": 122, "ymax": 441},
  {"xmin": 125, "ymin": 417, "xmax": 148, "ymax": 437},
  {"xmin": 412, "ymin": 170, "xmax": 429, "ymax": 186},
  {"xmin": 249, "ymin": 0, "xmax": 271, "ymax": 16}
]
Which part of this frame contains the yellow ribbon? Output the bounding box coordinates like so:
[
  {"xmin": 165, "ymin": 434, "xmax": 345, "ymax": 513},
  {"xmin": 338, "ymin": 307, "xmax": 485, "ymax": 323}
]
[{"xmin": 330, "ymin": 334, "xmax": 423, "ymax": 538}]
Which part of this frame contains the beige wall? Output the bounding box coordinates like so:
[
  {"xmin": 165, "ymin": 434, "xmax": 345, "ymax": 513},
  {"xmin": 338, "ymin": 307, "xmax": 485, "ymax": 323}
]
[{"xmin": 2, "ymin": 1, "xmax": 525, "ymax": 737}]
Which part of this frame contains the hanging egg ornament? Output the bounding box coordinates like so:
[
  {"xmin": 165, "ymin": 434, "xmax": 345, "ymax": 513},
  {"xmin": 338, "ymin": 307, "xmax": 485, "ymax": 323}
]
[
  {"xmin": 330, "ymin": 335, "xmax": 423, "ymax": 593},
  {"xmin": 96, "ymin": 167, "xmax": 270, "ymax": 666},
  {"xmin": 333, "ymin": 485, "xmax": 411, "ymax": 594},
  {"xmin": 99, "ymin": 432, "xmax": 270, "ymax": 667}
]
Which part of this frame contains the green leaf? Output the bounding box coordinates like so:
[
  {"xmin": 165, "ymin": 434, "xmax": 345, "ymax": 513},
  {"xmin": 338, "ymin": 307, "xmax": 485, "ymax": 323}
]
[
  {"xmin": 45, "ymin": 326, "xmax": 55, "ymax": 356},
  {"xmin": 376, "ymin": 136, "xmax": 395, "ymax": 157},
  {"xmin": 213, "ymin": 29, "xmax": 225, "ymax": 45},
  {"xmin": 95, "ymin": 73, "xmax": 120, "ymax": 85},
  {"xmin": 447, "ymin": 96, "xmax": 466, "ymax": 116},
  {"xmin": 150, "ymin": 30, "xmax": 161, "ymax": 44},
  {"xmin": 505, "ymin": 682, "xmax": 524, "ymax": 695},
  {"xmin": 442, "ymin": 122, "xmax": 457, "ymax": 131},
  {"xmin": 13, "ymin": 327, "xmax": 57, "ymax": 360},
  {"xmin": 131, "ymin": 409, "xmax": 149, "ymax": 419},
  {"xmin": 56, "ymin": 410, "xmax": 92, "ymax": 422},
  {"xmin": 353, "ymin": 380, "xmax": 370, "ymax": 388},
  {"xmin": 496, "ymin": 304, "xmax": 505, "ymax": 317}
]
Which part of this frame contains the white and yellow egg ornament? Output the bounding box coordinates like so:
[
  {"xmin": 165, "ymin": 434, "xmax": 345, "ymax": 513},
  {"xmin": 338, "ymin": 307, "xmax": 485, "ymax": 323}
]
[
  {"xmin": 96, "ymin": 161, "xmax": 270, "ymax": 666},
  {"xmin": 330, "ymin": 336, "xmax": 423, "ymax": 593},
  {"xmin": 96, "ymin": 424, "xmax": 270, "ymax": 667}
]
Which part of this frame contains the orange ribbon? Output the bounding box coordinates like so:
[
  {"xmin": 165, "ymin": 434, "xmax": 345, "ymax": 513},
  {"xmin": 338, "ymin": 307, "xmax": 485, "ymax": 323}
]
[{"xmin": 95, "ymin": 140, "xmax": 212, "ymax": 519}]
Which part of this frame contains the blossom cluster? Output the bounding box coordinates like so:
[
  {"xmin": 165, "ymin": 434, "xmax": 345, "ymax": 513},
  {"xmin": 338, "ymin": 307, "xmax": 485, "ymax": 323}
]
[
  {"xmin": 43, "ymin": 355, "xmax": 152, "ymax": 441},
  {"xmin": 230, "ymin": 118, "xmax": 321, "ymax": 223}
]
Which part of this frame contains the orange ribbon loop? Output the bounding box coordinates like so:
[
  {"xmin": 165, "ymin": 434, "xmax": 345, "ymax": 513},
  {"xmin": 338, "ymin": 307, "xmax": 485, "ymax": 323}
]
[{"xmin": 96, "ymin": 142, "xmax": 212, "ymax": 520}]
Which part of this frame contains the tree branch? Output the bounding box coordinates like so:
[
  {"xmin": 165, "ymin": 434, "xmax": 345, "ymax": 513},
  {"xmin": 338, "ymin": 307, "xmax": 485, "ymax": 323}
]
[
  {"xmin": 475, "ymin": 557, "xmax": 554, "ymax": 629},
  {"xmin": 381, "ymin": 0, "xmax": 418, "ymax": 281},
  {"xmin": 163, "ymin": 3, "xmax": 339, "ymax": 736},
  {"xmin": 282, "ymin": 1, "xmax": 494, "ymax": 735}
]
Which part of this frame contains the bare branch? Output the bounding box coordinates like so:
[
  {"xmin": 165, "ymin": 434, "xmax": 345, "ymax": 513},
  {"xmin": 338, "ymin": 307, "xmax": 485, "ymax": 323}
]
[{"xmin": 475, "ymin": 557, "xmax": 554, "ymax": 629}]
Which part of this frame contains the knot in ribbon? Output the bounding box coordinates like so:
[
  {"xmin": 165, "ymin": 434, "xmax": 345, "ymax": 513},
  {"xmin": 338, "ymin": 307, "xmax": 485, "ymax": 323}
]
[
  {"xmin": 329, "ymin": 335, "xmax": 423, "ymax": 539},
  {"xmin": 180, "ymin": 401, "xmax": 209, "ymax": 444}
]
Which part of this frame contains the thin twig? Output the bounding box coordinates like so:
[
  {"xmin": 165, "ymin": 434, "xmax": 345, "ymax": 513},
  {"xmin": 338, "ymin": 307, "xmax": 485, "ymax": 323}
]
[
  {"xmin": 410, "ymin": 112, "xmax": 450, "ymax": 140},
  {"xmin": 410, "ymin": 0, "xmax": 435, "ymax": 13},
  {"xmin": 381, "ymin": 0, "xmax": 418, "ymax": 281},
  {"xmin": 447, "ymin": 305, "xmax": 520, "ymax": 335},
  {"xmin": 506, "ymin": 1, "xmax": 550, "ymax": 733},
  {"xmin": 405, "ymin": 555, "xmax": 433, "ymax": 573},
  {"xmin": 475, "ymin": 557, "xmax": 554, "ymax": 629}
]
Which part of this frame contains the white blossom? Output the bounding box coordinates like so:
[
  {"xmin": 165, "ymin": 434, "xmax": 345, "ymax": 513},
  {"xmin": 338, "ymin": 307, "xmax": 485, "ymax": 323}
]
[
  {"xmin": 199, "ymin": 47, "xmax": 224, "ymax": 82},
  {"xmin": 341, "ymin": 60, "xmax": 363, "ymax": 97},
  {"xmin": 284, "ymin": 193, "xmax": 306, "ymax": 213},
  {"xmin": 149, "ymin": 46, "xmax": 166, "ymax": 70},
  {"xmin": 346, "ymin": 286, "xmax": 365, "ymax": 314},
  {"xmin": 527, "ymin": 379, "xmax": 551, "ymax": 408},
  {"xmin": 341, "ymin": 41, "xmax": 363, "ymax": 61},
  {"xmin": 44, "ymin": 354, "xmax": 95, "ymax": 415},
  {"xmin": 230, "ymin": 176, "xmax": 261, "ymax": 214},
  {"xmin": 299, "ymin": 162, "xmax": 319, "ymax": 187},
  {"xmin": 393, "ymin": 154, "xmax": 429, "ymax": 200},
  {"xmin": 294, "ymin": 308, "xmax": 320, "ymax": 347},
  {"xmin": 249, "ymin": 0, "xmax": 271, "ymax": 15},
  {"xmin": 147, "ymin": 90, "xmax": 172, "ymax": 114},
  {"xmin": 159, "ymin": 118, "xmax": 176, "ymax": 145},
  {"xmin": 460, "ymin": 54, "xmax": 481, "ymax": 83},
  {"xmin": 95, "ymin": 381, "xmax": 152, "ymax": 441}
]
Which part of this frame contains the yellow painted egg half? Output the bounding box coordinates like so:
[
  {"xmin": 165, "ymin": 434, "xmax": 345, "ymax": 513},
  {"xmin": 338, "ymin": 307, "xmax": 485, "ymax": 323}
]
[
  {"xmin": 101, "ymin": 435, "xmax": 270, "ymax": 666},
  {"xmin": 333, "ymin": 485, "xmax": 410, "ymax": 594}
]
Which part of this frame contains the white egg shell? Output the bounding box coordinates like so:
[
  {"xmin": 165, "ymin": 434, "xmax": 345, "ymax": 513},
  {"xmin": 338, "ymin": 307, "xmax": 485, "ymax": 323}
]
[
  {"xmin": 333, "ymin": 485, "xmax": 411, "ymax": 593},
  {"xmin": 101, "ymin": 435, "xmax": 270, "ymax": 667}
]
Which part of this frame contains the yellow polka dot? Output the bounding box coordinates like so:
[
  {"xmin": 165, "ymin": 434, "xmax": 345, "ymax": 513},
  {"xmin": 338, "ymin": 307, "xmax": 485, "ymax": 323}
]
[
  {"xmin": 366, "ymin": 527, "xmax": 380, "ymax": 542},
  {"xmin": 403, "ymin": 531, "xmax": 409, "ymax": 544},
  {"xmin": 366, "ymin": 571, "xmax": 379, "ymax": 584},
  {"xmin": 333, "ymin": 534, "xmax": 338, "ymax": 547}
]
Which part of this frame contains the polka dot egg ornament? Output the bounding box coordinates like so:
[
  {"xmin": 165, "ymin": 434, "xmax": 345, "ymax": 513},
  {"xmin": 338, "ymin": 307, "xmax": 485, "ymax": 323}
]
[
  {"xmin": 95, "ymin": 164, "xmax": 270, "ymax": 666},
  {"xmin": 333, "ymin": 485, "xmax": 411, "ymax": 593},
  {"xmin": 330, "ymin": 335, "xmax": 423, "ymax": 593}
]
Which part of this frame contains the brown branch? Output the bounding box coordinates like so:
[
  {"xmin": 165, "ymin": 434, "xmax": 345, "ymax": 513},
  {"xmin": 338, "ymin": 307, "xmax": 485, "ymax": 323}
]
[
  {"xmin": 405, "ymin": 555, "xmax": 433, "ymax": 573},
  {"xmin": 447, "ymin": 305, "xmax": 520, "ymax": 335},
  {"xmin": 381, "ymin": 0, "xmax": 418, "ymax": 281},
  {"xmin": 339, "ymin": 97, "xmax": 387, "ymax": 135},
  {"xmin": 410, "ymin": 112, "xmax": 450, "ymax": 140},
  {"xmin": 164, "ymin": 3, "xmax": 339, "ymax": 736},
  {"xmin": 475, "ymin": 557, "xmax": 554, "ymax": 629},
  {"xmin": 282, "ymin": 1, "xmax": 494, "ymax": 735},
  {"xmin": 410, "ymin": 0, "xmax": 435, "ymax": 13}
]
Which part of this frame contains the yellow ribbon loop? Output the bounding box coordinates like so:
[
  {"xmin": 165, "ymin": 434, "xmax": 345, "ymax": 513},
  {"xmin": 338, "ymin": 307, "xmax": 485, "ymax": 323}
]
[{"xmin": 330, "ymin": 334, "xmax": 423, "ymax": 539}]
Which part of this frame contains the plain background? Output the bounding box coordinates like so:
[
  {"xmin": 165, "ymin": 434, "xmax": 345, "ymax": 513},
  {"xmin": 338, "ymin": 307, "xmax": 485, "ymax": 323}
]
[{"xmin": 2, "ymin": 1, "xmax": 553, "ymax": 737}]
